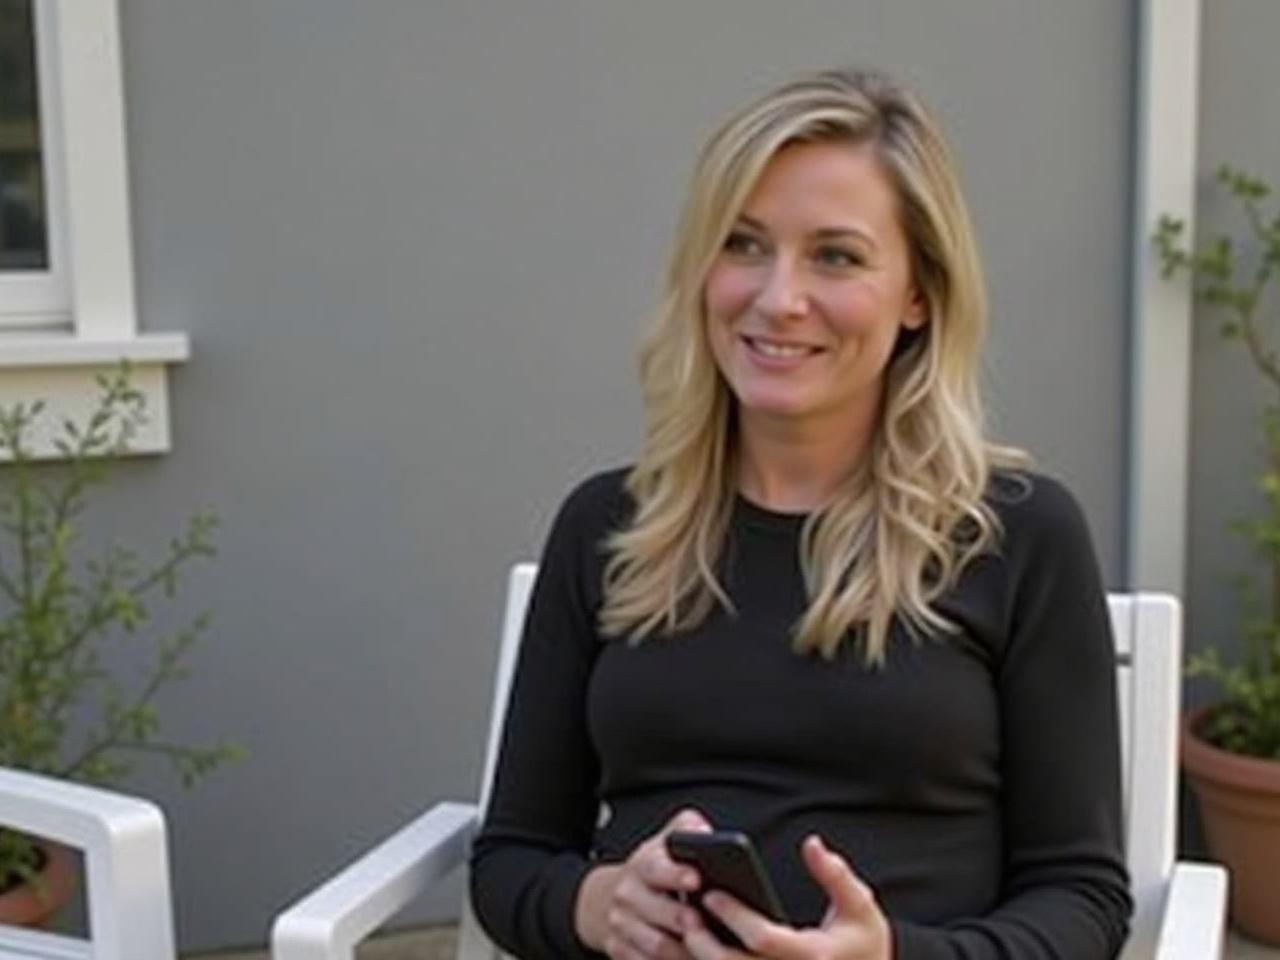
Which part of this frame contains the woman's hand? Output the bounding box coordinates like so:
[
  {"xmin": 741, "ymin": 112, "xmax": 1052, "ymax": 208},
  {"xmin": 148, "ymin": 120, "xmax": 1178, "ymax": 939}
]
[
  {"xmin": 575, "ymin": 808, "xmax": 713, "ymax": 960},
  {"xmin": 681, "ymin": 835, "xmax": 891, "ymax": 960}
]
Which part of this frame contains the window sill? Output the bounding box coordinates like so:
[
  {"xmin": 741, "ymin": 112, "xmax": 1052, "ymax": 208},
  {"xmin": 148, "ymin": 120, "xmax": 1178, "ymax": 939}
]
[{"xmin": 0, "ymin": 332, "xmax": 190, "ymax": 458}]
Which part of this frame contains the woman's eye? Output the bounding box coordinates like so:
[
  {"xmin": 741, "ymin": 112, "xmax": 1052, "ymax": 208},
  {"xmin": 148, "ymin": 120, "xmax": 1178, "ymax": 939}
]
[
  {"xmin": 814, "ymin": 246, "xmax": 861, "ymax": 268},
  {"xmin": 723, "ymin": 231, "xmax": 764, "ymax": 257}
]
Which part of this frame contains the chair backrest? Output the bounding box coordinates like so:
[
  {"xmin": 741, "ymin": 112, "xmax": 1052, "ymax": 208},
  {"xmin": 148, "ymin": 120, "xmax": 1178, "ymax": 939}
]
[
  {"xmin": 1108, "ymin": 594, "xmax": 1181, "ymax": 959},
  {"xmin": 476, "ymin": 564, "xmax": 539, "ymax": 818},
  {"xmin": 455, "ymin": 565, "xmax": 538, "ymax": 960},
  {"xmin": 459, "ymin": 565, "xmax": 1181, "ymax": 960}
]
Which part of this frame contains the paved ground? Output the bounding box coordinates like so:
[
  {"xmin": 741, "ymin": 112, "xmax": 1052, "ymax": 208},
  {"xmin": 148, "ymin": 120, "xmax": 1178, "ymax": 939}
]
[{"xmin": 185, "ymin": 923, "xmax": 1280, "ymax": 959}]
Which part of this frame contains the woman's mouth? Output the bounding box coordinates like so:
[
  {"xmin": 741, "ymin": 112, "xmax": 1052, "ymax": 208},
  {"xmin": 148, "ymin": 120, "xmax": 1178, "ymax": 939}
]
[{"xmin": 741, "ymin": 335, "xmax": 823, "ymax": 362}]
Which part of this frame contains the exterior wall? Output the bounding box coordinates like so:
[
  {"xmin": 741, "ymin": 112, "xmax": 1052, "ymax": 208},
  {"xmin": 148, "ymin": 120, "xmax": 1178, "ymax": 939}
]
[
  {"xmin": 1183, "ymin": 0, "xmax": 1280, "ymax": 849},
  {"xmin": 91, "ymin": 1, "xmax": 1133, "ymax": 949}
]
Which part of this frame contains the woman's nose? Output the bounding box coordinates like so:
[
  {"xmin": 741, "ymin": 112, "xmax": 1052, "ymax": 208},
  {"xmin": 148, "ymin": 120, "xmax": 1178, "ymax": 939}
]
[{"xmin": 754, "ymin": 258, "xmax": 809, "ymax": 319}]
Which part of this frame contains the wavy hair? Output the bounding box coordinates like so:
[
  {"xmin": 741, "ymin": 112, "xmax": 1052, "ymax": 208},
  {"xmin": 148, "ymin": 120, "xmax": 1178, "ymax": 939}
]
[{"xmin": 599, "ymin": 68, "xmax": 1028, "ymax": 662}]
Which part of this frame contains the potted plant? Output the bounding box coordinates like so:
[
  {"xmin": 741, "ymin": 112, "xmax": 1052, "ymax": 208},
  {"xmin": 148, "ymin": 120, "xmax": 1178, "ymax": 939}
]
[
  {"xmin": 1156, "ymin": 164, "xmax": 1280, "ymax": 945},
  {"xmin": 0, "ymin": 367, "xmax": 239, "ymax": 926}
]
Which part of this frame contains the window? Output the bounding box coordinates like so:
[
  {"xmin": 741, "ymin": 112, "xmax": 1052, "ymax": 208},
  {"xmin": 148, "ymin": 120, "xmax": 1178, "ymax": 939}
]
[
  {"xmin": 0, "ymin": 0, "xmax": 188, "ymax": 457},
  {"xmin": 0, "ymin": 0, "xmax": 70, "ymax": 328}
]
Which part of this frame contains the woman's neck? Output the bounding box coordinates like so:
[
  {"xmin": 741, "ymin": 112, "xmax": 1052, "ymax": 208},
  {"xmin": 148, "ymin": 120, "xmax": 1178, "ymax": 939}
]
[{"xmin": 735, "ymin": 411, "xmax": 873, "ymax": 514}]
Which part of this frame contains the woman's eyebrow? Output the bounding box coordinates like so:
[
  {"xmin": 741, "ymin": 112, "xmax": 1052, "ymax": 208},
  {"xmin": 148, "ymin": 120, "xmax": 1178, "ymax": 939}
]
[
  {"xmin": 813, "ymin": 226, "xmax": 877, "ymax": 249},
  {"xmin": 735, "ymin": 215, "xmax": 877, "ymax": 250}
]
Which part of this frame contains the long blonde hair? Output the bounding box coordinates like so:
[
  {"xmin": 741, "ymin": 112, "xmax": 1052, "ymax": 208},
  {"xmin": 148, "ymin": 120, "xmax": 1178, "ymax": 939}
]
[{"xmin": 599, "ymin": 68, "xmax": 1028, "ymax": 663}]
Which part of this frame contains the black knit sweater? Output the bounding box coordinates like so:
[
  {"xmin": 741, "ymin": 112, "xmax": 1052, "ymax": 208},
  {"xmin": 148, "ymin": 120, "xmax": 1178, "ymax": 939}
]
[{"xmin": 470, "ymin": 468, "xmax": 1132, "ymax": 959}]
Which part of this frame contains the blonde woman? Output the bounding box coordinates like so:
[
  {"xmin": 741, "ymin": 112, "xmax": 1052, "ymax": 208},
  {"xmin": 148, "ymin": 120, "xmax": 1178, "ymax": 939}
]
[{"xmin": 470, "ymin": 68, "xmax": 1132, "ymax": 960}]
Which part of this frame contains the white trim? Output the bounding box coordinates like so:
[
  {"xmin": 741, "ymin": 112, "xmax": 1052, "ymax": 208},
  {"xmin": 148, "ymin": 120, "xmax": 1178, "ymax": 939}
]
[
  {"xmin": 0, "ymin": 361, "xmax": 177, "ymax": 458},
  {"xmin": 1127, "ymin": 0, "xmax": 1202, "ymax": 593},
  {"xmin": 53, "ymin": 0, "xmax": 138, "ymax": 340},
  {"xmin": 0, "ymin": 331, "xmax": 189, "ymax": 367}
]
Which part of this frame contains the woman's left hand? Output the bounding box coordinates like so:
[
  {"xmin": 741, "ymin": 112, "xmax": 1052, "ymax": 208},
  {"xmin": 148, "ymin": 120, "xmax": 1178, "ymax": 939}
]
[{"xmin": 681, "ymin": 835, "xmax": 891, "ymax": 960}]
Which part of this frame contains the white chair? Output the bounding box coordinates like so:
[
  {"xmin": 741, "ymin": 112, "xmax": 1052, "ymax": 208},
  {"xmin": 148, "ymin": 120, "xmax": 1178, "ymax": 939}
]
[
  {"xmin": 0, "ymin": 767, "xmax": 176, "ymax": 960},
  {"xmin": 271, "ymin": 564, "xmax": 1229, "ymax": 960}
]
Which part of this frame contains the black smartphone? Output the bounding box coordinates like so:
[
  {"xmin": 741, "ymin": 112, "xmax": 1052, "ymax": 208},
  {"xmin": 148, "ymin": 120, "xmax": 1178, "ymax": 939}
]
[{"xmin": 665, "ymin": 829, "xmax": 787, "ymax": 948}]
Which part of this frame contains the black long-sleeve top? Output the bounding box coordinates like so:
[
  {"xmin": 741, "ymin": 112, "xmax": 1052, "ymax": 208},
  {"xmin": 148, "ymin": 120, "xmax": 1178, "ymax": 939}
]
[{"xmin": 470, "ymin": 468, "xmax": 1132, "ymax": 959}]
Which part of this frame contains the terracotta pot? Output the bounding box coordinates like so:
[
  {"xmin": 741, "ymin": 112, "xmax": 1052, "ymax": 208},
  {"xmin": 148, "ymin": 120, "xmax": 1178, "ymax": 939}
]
[
  {"xmin": 0, "ymin": 841, "xmax": 77, "ymax": 927},
  {"xmin": 1181, "ymin": 705, "xmax": 1280, "ymax": 946}
]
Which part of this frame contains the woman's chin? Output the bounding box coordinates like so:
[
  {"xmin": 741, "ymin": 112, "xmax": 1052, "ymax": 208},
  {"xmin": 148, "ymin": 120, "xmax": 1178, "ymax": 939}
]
[{"xmin": 734, "ymin": 393, "xmax": 818, "ymax": 423}]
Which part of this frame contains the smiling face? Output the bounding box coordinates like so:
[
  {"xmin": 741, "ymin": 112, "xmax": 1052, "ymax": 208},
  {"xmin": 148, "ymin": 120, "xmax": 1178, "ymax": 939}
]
[{"xmin": 703, "ymin": 140, "xmax": 926, "ymax": 444}]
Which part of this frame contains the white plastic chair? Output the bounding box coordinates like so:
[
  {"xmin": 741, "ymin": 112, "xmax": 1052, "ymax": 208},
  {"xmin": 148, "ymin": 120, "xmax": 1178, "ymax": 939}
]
[
  {"xmin": 0, "ymin": 767, "xmax": 176, "ymax": 960},
  {"xmin": 271, "ymin": 564, "xmax": 1229, "ymax": 960}
]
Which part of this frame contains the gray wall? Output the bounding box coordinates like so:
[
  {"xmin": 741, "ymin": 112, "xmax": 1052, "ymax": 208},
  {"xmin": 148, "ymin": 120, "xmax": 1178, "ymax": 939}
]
[
  {"xmin": 1183, "ymin": 1, "xmax": 1280, "ymax": 846},
  {"xmin": 97, "ymin": 1, "xmax": 1133, "ymax": 950}
]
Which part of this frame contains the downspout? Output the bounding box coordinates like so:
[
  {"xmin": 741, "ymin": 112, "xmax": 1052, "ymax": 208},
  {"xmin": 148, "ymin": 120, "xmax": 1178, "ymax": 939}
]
[{"xmin": 1126, "ymin": 0, "xmax": 1202, "ymax": 594}]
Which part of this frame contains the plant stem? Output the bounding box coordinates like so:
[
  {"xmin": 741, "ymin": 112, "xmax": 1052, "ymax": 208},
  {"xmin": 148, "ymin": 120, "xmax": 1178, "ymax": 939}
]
[{"xmin": 59, "ymin": 634, "xmax": 189, "ymax": 779}]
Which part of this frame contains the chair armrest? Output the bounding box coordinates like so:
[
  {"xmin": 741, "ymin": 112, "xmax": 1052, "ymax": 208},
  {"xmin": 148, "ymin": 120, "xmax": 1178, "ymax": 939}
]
[
  {"xmin": 0, "ymin": 766, "xmax": 175, "ymax": 960},
  {"xmin": 270, "ymin": 800, "xmax": 479, "ymax": 960},
  {"xmin": 1153, "ymin": 861, "xmax": 1229, "ymax": 960}
]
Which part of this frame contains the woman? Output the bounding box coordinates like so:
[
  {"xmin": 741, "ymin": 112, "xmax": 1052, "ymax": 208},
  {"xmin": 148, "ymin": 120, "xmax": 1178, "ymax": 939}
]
[{"xmin": 470, "ymin": 68, "xmax": 1132, "ymax": 960}]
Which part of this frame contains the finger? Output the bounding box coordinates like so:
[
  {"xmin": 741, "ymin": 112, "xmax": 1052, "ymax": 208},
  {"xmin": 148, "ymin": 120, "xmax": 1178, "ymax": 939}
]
[
  {"xmin": 634, "ymin": 842, "xmax": 701, "ymax": 894},
  {"xmin": 636, "ymin": 812, "xmax": 711, "ymax": 893},
  {"xmin": 802, "ymin": 834, "xmax": 878, "ymax": 921},
  {"xmin": 610, "ymin": 907, "xmax": 693, "ymax": 960},
  {"xmin": 821, "ymin": 902, "xmax": 837, "ymax": 928},
  {"xmin": 615, "ymin": 874, "xmax": 698, "ymax": 935},
  {"xmin": 682, "ymin": 921, "xmax": 739, "ymax": 960},
  {"xmin": 702, "ymin": 890, "xmax": 808, "ymax": 959},
  {"xmin": 664, "ymin": 807, "xmax": 714, "ymax": 833},
  {"xmin": 603, "ymin": 930, "xmax": 650, "ymax": 960}
]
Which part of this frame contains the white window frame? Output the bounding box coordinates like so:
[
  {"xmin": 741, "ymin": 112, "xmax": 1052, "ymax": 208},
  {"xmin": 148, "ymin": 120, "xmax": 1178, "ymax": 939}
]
[{"xmin": 0, "ymin": 0, "xmax": 188, "ymax": 457}]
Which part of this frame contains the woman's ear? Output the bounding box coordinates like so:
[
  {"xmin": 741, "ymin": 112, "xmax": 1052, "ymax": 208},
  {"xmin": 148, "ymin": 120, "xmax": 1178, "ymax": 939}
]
[{"xmin": 902, "ymin": 287, "xmax": 928, "ymax": 331}]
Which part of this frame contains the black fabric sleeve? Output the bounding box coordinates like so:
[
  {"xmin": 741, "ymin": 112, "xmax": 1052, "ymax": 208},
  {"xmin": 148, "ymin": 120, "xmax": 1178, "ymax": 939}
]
[
  {"xmin": 889, "ymin": 476, "xmax": 1132, "ymax": 959},
  {"xmin": 468, "ymin": 474, "xmax": 618, "ymax": 960}
]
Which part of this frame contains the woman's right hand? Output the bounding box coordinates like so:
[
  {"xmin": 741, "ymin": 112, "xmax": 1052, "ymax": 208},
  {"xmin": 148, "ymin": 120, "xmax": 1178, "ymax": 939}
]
[{"xmin": 575, "ymin": 808, "xmax": 712, "ymax": 960}]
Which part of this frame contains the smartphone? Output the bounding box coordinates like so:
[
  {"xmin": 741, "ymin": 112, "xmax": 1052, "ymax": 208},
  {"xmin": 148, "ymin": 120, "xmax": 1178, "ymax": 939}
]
[{"xmin": 665, "ymin": 829, "xmax": 787, "ymax": 948}]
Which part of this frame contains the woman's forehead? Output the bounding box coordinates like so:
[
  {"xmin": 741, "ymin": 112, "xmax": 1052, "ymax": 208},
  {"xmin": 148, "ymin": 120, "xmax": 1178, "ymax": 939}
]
[{"xmin": 734, "ymin": 141, "xmax": 904, "ymax": 241}]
